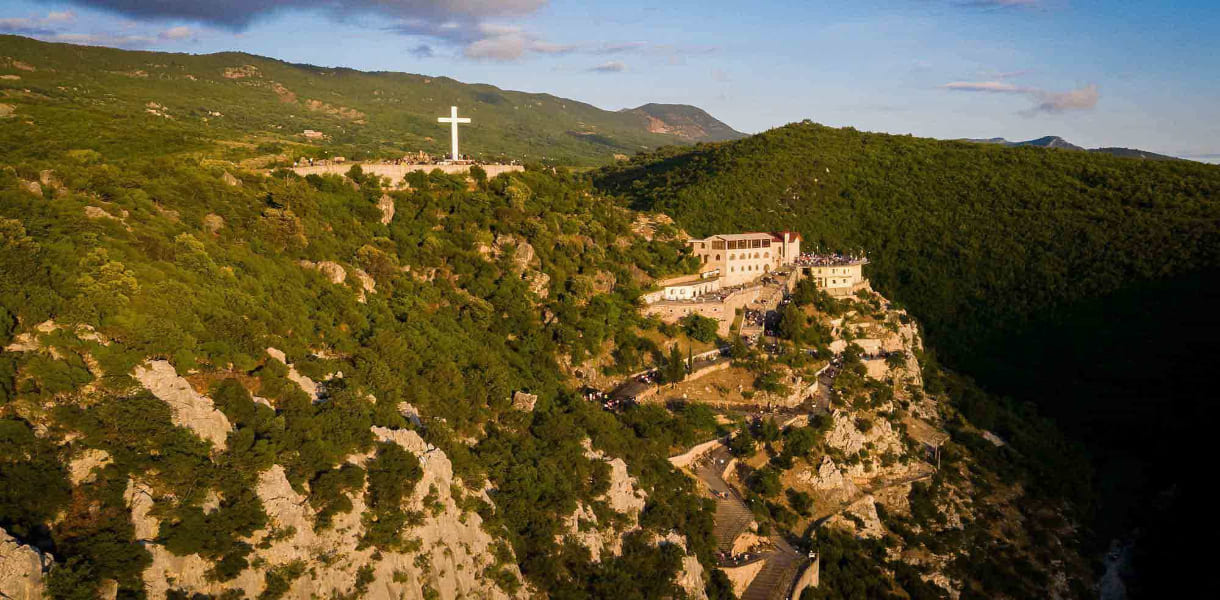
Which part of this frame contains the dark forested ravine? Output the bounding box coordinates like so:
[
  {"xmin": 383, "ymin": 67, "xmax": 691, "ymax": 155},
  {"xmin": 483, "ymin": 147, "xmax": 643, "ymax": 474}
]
[{"xmin": 594, "ymin": 121, "xmax": 1220, "ymax": 596}]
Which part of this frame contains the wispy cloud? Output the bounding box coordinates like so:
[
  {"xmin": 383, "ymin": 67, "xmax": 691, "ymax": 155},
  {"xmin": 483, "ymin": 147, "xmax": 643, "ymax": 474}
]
[
  {"xmin": 0, "ymin": 10, "xmax": 78, "ymax": 36},
  {"xmin": 60, "ymin": 1, "xmax": 548, "ymax": 30},
  {"xmin": 942, "ymin": 80, "xmax": 1100, "ymax": 115},
  {"xmin": 943, "ymin": 81, "xmax": 1027, "ymax": 93},
  {"xmin": 958, "ymin": 0, "xmax": 1042, "ymax": 9},
  {"xmin": 158, "ymin": 25, "xmax": 194, "ymax": 41},
  {"xmin": 587, "ymin": 61, "xmax": 626, "ymax": 73},
  {"xmin": 1026, "ymin": 84, "xmax": 1099, "ymax": 114},
  {"xmin": 0, "ymin": 9, "xmax": 198, "ymax": 48}
]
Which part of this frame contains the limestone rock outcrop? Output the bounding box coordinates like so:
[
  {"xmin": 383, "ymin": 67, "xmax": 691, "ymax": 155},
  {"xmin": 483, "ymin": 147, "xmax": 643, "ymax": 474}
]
[
  {"xmin": 352, "ymin": 268, "xmax": 376, "ymax": 302},
  {"xmin": 202, "ymin": 213, "xmax": 224, "ymax": 234},
  {"xmin": 525, "ymin": 270, "xmax": 550, "ymax": 298},
  {"xmin": 132, "ymin": 360, "xmax": 232, "ymax": 450},
  {"xmin": 67, "ymin": 448, "xmax": 112, "ymax": 485},
  {"xmin": 266, "ymin": 347, "xmax": 321, "ymax": 401},
  {"xmin": 797, "ymin": 456, "xmax": 859, "ymax": 506},
  {"xmin": 127, "ymin": 426, "xmax": 526, "ymax": 600},
  {"xmin": 297, "ymin": 260, "xmax": 346, "ymax": 285},
  {"xmin": 377, "ymin": 193, "xmax": 395, "ymax": 224},
  {"xmin": 824, "ymin": 410, "xmax": 909, "ymax": 478},
  {"xmin": 0, "ymin": 528, "xmax": 47, "ymax": 600},
  {"xmin": 557, "ymin": 443, "xmax": 649, "ymax": 561},
  {"xmin": 511, "ymin": 390, "xmax": 538, "ymax": 412},
  {"xmin": 824, "ymin": 495, "xmax": 885, "ymax": 540}
]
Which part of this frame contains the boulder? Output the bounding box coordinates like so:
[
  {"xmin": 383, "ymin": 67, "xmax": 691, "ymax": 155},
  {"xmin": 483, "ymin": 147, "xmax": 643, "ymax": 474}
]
[
  {"xmin": 202, "ymin": 213, "xmax": 224, "ymax": 234},
  {"xmin": 19, "ymin": 180, "xmax": 41, "ymax": 197},
  {"xmin": 511, "ymin": 390, "xmax": 538, "ymax": 412},
  {"xmin": 398, "ymin": 402, "xmax": 423, "ymax": 427},
  {"xmin": 297, "ymin": 260, "xmax": 346, "ymax": 285},
  {"xmin": 221, "ymin": 171, "xmax": 241, "ymax": 187},
  {"xmin": 84, "ymin": 206, "xmax": 118, "ymax": 221}
]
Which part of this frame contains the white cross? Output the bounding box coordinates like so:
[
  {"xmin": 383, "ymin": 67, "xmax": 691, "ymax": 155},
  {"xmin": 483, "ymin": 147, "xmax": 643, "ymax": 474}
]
[{"xmin": 437, "ymin": 105, "xmax": 471, "ymax": 161}]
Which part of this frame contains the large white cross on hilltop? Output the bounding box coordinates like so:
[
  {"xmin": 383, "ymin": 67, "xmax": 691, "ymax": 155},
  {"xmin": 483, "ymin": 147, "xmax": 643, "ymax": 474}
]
[{"xmin": 437, "ymin": 105, "xmax": 471, "ymax": 161}]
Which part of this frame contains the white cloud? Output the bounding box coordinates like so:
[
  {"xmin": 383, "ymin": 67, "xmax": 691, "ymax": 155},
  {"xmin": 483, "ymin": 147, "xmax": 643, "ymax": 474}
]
[
  {"xmin": 942, "ymin": 80, "xmax": 1100, "ymax": 115},
  {"xmin": 460, "ymin": 24, "xmax": 575, "ymax": 61},
  {"xmin": 158, "ymin": 25, "xmax": 194, "ymax": 41},
  {"xmin": 0, "ymin": 10, "xmax": 78, "ymax": 35},
  {"xmin": 44, "ymin": 11, "xmax": 78, "ymax": 24},
  {"xmin": 587, "ymin": 61, "xmax": 626, "ymax": 73},
  {"xmin": 1027, "ymin": 84, "xmax": 1099, "ymax": 114}
]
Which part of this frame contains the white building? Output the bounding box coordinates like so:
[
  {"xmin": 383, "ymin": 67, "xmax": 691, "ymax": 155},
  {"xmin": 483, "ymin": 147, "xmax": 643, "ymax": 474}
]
[
  {"xmin": 686, "ymin": 231, "xmax": 802, "ymax": 287},
  {"xmin": 642, "ymin": 271, "xmax": 722, "ymax": 305}
]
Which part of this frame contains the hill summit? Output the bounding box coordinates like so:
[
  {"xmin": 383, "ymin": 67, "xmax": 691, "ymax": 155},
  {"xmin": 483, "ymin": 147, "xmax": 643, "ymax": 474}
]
[
  {"xmin": 621, "ymin": 103, "xmax": 746, "ymax": 142},
  {"xmin": 0, "ymin": 34, "xmax": 736, "ymax": 166},
  {"xmin": 962, "ymin": 135, "xmax": 1182, "ymax": 160}
]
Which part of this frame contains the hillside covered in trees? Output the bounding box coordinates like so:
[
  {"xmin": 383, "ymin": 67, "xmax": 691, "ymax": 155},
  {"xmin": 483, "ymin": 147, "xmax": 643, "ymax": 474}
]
[
  {"xmin": 0, "ymin": 34, "xmax": 739, "ymax": 167},
  {"xmin": 0, "ymin": 158, "xmax": 744, "ymax": 598},
  {"xmin": 594, "ymin": 122, "xmax": 1220, "ymax": 596}
]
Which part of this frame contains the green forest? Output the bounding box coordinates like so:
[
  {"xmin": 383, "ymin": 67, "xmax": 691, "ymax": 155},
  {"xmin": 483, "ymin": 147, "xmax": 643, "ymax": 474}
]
[{"xmin": 594, "ymin": 121, "xmax": 1220, "ymax": 596}]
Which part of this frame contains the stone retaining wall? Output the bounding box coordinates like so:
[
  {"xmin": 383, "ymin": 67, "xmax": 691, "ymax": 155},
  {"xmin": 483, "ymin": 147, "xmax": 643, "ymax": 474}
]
[{"xmin": 286, "ymin": 163, "xmax": 523, "ymax": 184}]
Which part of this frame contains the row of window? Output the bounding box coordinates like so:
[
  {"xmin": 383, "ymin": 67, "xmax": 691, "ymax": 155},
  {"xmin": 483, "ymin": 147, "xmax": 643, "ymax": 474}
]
[
  {"xmin": 729, "ymin": 264, "xmax": 770, "ymax": 273},
  {"xmin": 693, "ymin": 239, "xmax": 772, "ymax": 250},
  {"xmin": 698, "ymin": 252, "xmax": 770, "ymax": 261}
]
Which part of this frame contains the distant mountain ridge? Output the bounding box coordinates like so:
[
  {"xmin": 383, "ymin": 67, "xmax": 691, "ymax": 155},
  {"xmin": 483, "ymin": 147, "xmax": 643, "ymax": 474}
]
[
  {"xmin": 0, "ymin": 34, "xmax": 738, "ymax": 165},
  {"xmin": 963, "ymin": 135, "xmax": 1182, "ymax": 161},
  {"xmin": 621, "ymin": 103, "xmax": 746, "ymax": 143}
]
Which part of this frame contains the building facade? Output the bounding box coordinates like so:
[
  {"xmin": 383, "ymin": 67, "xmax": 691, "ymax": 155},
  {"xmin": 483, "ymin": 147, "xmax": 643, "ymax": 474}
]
[
  {"xmin": 802, "ymin": 262, "xmax": 867, "ymax": 296},
  {"xmin": 686, "ymin": 232, "xmax": 802, "ymax": 287}
]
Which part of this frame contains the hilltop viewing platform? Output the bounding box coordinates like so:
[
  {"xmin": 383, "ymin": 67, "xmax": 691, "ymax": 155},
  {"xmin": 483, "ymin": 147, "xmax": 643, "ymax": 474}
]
[
  {"xmin": 792, "ymin": 253, "xmax": 868, "ymax": 267},
  {"xmin": 285, "ymin": 160, "xmax": 524, "ymax": 182}
]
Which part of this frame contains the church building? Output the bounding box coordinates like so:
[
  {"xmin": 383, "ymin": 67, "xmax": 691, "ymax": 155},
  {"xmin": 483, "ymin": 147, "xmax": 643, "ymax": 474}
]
[{"xmin": 686, "ymin": 231, "xmax": 802, "ymax": 287}]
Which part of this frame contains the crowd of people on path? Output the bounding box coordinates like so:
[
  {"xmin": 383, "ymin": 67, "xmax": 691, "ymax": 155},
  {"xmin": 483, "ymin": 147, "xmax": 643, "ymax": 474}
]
[{"xmin": 793, "ymin": 252, "xmax": 868, "ymax": 267}]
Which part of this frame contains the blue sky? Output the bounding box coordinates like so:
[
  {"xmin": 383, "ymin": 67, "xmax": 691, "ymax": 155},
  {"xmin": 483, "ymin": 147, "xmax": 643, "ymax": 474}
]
[{"xmin": 2, "ymin": 0, "xmax": 1218, "ymax": 161}]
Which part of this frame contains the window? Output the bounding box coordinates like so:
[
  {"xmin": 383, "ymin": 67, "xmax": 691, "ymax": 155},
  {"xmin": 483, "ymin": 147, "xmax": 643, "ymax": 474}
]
[
  {"xmin": 715, "ymin": 254, "xmax": 720, "ymax": 260},
  {"xmin": 729, "ymin": 254, "xmax": 735, "ymax": 260},
  {"xmin": 764, "ymin": 252, "xmax": 769, "ymax": 258},
  {"xmin": 754, "ymin": 252, "xmax": 761, "ymax": 259},
  {"xmin": 712, "ymin": 241, "xmax": 725, "ymax": 250}
]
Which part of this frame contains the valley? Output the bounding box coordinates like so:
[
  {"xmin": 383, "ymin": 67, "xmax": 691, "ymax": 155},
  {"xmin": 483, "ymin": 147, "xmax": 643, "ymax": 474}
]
[{"xmin": 1, "ymin": 31, "xmax": 1218, "ymax": 600}]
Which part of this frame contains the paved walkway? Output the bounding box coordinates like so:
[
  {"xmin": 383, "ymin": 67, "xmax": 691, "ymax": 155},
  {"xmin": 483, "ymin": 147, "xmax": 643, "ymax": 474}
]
[{"xmin": 694, "ymin": 446, "xmax": 808, "ymax": 600}]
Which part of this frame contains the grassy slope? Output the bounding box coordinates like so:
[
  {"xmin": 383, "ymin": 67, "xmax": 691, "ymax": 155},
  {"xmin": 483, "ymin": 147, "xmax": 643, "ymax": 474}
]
[{"xmin": 0, "ymin": 34, "xmax": 729, "ymax": 165}]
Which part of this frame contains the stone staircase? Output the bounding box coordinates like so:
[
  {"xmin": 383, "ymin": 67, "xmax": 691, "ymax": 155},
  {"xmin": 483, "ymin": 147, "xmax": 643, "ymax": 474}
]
[
  {"xmin": 741, "ymin": 544, "xmax": 804, "ymax": 600},
  {"xmin": 713, "ymin": 496, "xmax": 755, "ymax": 553}
]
